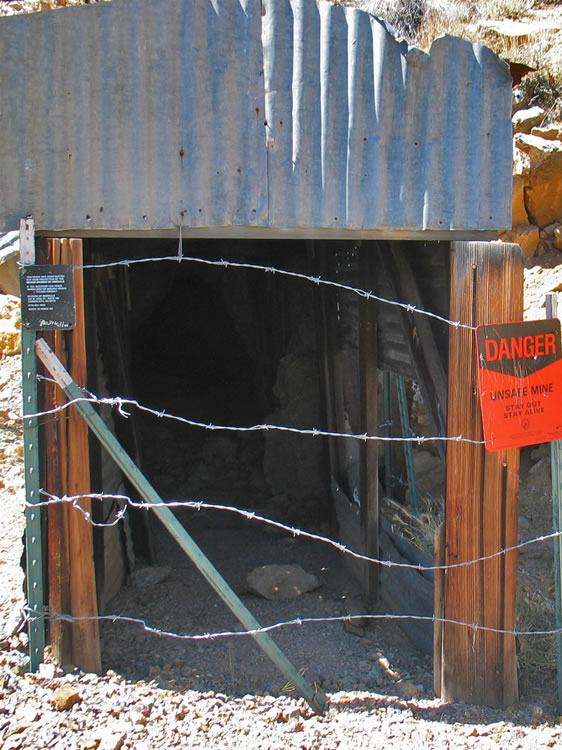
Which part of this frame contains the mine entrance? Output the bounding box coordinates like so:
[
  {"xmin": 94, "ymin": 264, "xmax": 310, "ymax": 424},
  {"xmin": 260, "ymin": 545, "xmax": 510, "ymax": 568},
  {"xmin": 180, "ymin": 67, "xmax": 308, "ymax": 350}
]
[
  {"xmin": 84, "ymin": 237, "xmax": 403, "ymax": 696},
  {"xmin": 87, "ymin": 238, "xmax": 331, "ymax": 558},
  {"xmin": 44, "ymin": 235, "xmax": 449, "ymax": 695}
]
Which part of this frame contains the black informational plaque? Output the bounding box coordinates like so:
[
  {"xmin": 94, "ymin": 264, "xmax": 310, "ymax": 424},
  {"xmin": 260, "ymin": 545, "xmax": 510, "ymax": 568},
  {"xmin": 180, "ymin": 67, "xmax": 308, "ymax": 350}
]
[{"xmin": 21, "ymin": 265, "xmax": 76, "ymax": 331}]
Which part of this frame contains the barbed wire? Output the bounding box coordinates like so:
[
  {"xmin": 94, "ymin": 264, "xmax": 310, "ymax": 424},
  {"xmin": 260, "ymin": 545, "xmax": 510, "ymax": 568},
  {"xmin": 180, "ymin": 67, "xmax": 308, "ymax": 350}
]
[
  {"xmin": 23, "ymin": 391, "xmax": 485, "ymax": 446},
  {"xmin": 23, "ymin": 606, "xmax": 561, "ymax": 640},
  {"xmin": 32, "ymin": 490, "xmax": 556, "ymax": 574},
  {"xmin": 33, "ymin": 491, "xmax": 128, "ymax": 527},
  {"xmin": 77, "ymin": 254, "xmax": 475, "ymax": 331}
]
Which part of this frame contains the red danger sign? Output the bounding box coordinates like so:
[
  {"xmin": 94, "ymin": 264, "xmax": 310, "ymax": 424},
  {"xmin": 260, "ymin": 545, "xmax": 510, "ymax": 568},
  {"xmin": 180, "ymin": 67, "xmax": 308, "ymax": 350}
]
[{"xmin": 476, "ymin": 319, "xmax": 562, "ymax": 451}]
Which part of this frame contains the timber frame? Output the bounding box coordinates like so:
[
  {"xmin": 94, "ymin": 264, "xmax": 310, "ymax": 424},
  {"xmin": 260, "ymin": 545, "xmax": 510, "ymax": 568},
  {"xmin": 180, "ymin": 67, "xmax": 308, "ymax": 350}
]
[{"xmin": 21, "ymin": 229, "xmax": 524, "ymax": 708}]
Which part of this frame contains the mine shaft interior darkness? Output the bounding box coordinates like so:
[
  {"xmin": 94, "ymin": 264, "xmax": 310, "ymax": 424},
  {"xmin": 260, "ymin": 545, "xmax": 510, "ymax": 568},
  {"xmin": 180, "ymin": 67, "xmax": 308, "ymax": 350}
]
[
  {"xmin": 85, "ymin": 237, "xmax": 437, "ymax": 697},
  {"xmin": 88, "ymin": 238, "xmax": 331, "ymax": 541}
]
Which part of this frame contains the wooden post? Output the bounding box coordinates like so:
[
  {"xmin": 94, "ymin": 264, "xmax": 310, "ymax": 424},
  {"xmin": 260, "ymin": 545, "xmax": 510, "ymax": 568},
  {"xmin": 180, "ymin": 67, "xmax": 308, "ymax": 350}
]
[
  {"xmin": 42, "ymin": 239, "xmax": 101, "ymax": 673},
  {"xmin": 315, "ymin": 242, "xmax": 339, "ymax": 482},
  {"xmin": 441, "ymin": 241, "xmax": 522, "ymax": 707},
  {"xmin": 546, "ymin": 292, "xmax": 562, "ymax": 714},
  {"xmin": 359, "ymin": 244, "xmax": 379, "ymax": 605},
  {"xmin": 433, "ymin": 523, "xmax": 445, "ymax": 698}
]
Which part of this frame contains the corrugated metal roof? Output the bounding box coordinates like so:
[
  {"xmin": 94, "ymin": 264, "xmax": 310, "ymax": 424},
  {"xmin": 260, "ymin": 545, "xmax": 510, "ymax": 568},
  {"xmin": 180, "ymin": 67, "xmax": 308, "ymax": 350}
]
[{"xmin": 0, "ymin": 0, "xmax": 513, "ymax": 236}]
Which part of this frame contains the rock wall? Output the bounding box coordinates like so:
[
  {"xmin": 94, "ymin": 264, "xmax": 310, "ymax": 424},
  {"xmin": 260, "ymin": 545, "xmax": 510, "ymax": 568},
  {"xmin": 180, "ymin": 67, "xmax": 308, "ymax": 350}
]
[
  {"xmin": 0, "ymin": 295, "xmax": 21, "ymax": 357},
  {"xmin": 263, "ymin": 312, "xmax": 328, "ymax": 520},
  {"xmin": 501, "ymin": 114, "xmax": 562, "ymax": 259}
]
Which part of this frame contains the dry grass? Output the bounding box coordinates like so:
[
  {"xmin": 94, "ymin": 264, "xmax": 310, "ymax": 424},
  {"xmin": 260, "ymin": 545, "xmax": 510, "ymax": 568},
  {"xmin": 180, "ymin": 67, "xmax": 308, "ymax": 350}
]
[
  {"xmin": 382, "ymin": 496, "xmax": 444, "ymax": 556},
  {"xmin": 477, "ymin": 0, "xmax": 534, "ymax": 19},
  {"xmin": 516, "ymin": 572, "xmax": 557, "ymax": 694},
  {"xmin": 414, "ymin": 0, "xmax": 562, "ymax": 117},
  {"xmin": 519, "ymin": 70, "xmax": 562, "ymax": 121}
]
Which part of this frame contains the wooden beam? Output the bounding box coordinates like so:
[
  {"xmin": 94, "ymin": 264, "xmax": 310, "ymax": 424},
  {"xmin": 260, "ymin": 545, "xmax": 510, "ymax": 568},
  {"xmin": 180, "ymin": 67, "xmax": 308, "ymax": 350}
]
[
  {"xmin": 433, "ymin": 523, "xmax": 445, "ymax": 698},
  {"xmin": 391, "ymin": 242, "xmax": 448, "ymax": 444},
  {"xmin": 43, "ymin": 239, "xmax": 101, "ymax": 673},
  {"xmin": 441, "ymin": 241, "xmax": 522, "ymax": 707},
  {"xmin": 375, "ymin": 243, "xmax": 447, "ymax": 460},
  {"xmin": 40, "ymin": 241, "xmax": 72, "ymax": 666},
  {"xmin": 315, "ymin": 242, "xmax": 339, "ymax": 482},
  {"xmin": 359, "ymin": 244, "xmax": 379, "ymax": 605}
]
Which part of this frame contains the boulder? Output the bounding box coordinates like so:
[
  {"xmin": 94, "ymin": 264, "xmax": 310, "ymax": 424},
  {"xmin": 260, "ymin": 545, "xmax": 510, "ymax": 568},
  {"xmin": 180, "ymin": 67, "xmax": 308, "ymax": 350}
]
[
  {"xmin": 130, "ymin": 566, "xmax": 171, "ymax": 587},
  {"xmin": 0, "ymin": 294, "xmax": 21, "ymax": 356},
  {"xmin": 0, "ymin": 232, "xmax": 20, "ymax": 297},
  {"xmin": 554, "ymin": 226, "xmax": 562, "ymax": 251},
  {"xmin": 499, "ymin": 223, "xmax": 539, "ymax": 259},
  {"xmin": 246, "ymin": 564, "xmax": 320, "ymax": 600},
  {"xmin": 512, "ymin": 106, "xmax": 545, "ymax": 135},
  {"xmin": 512, "ymin": 174, "xmax": 528, "ymax": 226},
  {"xmin": 514, "ymin": 133, "xmax": 562, "ymax": 228},
  {"xmin": 342, "ymin": 593, "xmax": 368, "ymax": 637},
  {"xmin": 531, "ymin": 124, "xmax": 562, "ymax": 142},
  {"xmin": 541, "ymin": 221, "xmax": 562, "ymax": 238}
]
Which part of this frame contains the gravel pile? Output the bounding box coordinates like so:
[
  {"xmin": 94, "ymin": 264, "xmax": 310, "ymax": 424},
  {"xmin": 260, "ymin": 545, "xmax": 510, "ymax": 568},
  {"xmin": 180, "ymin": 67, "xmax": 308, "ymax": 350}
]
[{"xmin": 0, "ymin": 646, "xmax": 561, "ymax": 749}]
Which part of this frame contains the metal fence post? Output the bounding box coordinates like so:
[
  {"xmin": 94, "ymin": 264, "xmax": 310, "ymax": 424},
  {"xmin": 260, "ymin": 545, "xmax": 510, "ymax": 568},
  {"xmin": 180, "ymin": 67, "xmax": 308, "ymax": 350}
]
[
  {"xmin": 546, "ymin": 292, "xmax": 562, "ymax": 714},
  {"xmin": 19, "ymin": 218, "xmax": 45, "ymax": 670}
]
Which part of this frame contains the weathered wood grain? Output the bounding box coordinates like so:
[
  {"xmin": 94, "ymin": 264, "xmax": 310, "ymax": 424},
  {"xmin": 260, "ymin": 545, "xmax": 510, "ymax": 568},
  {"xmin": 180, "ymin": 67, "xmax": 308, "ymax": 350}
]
[
  {"xmin": 44, "ymin": 239, "xmax": 100, "ymax": 673},
  {"xmin": 442, "ymin": 241, "xmax": 522, "ymax": 707}
]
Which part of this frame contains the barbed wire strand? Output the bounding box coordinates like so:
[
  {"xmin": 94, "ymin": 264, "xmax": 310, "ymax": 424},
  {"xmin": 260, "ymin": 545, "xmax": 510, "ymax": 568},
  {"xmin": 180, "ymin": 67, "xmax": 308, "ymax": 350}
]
[
  {"xmin": 23, "ymin": 607, "xmax": 561, "ymax": 640},
  {"xmin": 76, "ymin": 254, "xmax": 475, "ymax": 331},
  {"xmin": 33, "ymin": 490, "xmax": 556, "ymax": 574},
  {"xmin": 23, "ymin": 392, "xmax": 485, "ymax": 446}
]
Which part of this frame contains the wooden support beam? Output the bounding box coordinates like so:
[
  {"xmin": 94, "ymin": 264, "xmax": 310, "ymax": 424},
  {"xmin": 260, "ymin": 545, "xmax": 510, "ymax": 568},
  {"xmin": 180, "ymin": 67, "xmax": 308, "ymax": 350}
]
[
  {"xmin": 359, "ymin": 244, "xmax": 379, "ymax": 605},
  {"xmin": 42, "ymin": 239, "xmax": 101, "ymax": 673},
  {"xmin": 391, "ymin": 242, "xmax": 448, "ymax": 442},
  {"xmin": 433, "ymin": 523, "xmax": 445, "ymax": 698},
  {"xmin": 375, "ymin": 243, "xmax": 447, "ymax": 460},
  {"xmin": 441, "ymin": 241, "xmax": 522, "ymax": 707},
  {"xmin": 315, "ymin": 242, "xmax": 339, "ymax": 482}
]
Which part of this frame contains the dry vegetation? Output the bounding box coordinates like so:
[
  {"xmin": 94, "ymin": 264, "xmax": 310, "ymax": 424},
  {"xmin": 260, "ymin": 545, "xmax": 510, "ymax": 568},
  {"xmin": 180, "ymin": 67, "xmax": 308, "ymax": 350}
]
[
  {"xmin": 343, "ymin": 0, "xmax": 562, "ymax": 121},
  {"xmin": 3, "ymin": 0, "xmax": 561, "ymax": 90}
]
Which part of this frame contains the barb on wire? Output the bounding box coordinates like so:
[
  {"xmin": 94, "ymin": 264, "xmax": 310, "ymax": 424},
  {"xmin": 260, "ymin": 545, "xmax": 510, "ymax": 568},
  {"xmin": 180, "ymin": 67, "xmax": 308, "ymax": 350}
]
[
  {"xmin": 35, "ymin": 490, "xmax": 127, "ymax": 527},
  {"xmin": 78, "ymin": 254, "xmax": 475, "ymax": 331},
  {"xmin": 32, "ymin": 490, "xmax": 559, "ymax": 574},
  {"xmin": 24, "ymin": 391, "xmax": 485, "ymax": 446},
  {"xmin": 25, "ymin": 606, "xmax": 562, "ymax": 640}
]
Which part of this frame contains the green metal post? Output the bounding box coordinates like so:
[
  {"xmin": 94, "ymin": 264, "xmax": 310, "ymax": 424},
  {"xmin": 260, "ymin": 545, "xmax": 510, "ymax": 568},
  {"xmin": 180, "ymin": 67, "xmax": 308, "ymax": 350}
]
[
  {"xmin": 20, "ymin": 218, "xmax": 45, "ymax": 670},
  {"xmin": 396, "ymin": 375, "xmax": 419, "ymax": 516},
  {"xmin": 35, "ymin": 338, "xmax": 327, "ymax": 714},
  {"xmin": 547, "ymin": 293, "xmax": 562, "ymax": 714}
]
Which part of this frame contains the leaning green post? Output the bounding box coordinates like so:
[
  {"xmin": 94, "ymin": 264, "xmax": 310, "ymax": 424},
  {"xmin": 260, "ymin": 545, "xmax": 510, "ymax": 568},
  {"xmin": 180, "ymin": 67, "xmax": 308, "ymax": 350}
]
[
  {"xmin": 19, "ymin": 218, "xmax": 45, "ymax": 670},
  {"xmin": 35, "ymin": 338, "xmax": 328, "ymax": 715},
  {"xmin": 546, "ymin": 292, "xmax": 562, "ymax": 714}
]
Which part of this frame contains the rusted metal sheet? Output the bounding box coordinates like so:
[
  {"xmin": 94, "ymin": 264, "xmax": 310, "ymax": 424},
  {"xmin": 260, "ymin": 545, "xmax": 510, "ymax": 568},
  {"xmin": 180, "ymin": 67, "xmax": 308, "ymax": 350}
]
[{"xmin": 0, "ymin": 0, "xmax": 512, "ymax": 236}]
